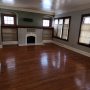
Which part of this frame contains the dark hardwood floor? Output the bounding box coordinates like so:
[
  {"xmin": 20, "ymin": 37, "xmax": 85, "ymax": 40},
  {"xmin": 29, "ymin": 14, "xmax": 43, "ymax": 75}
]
[{"xmin": 0, "ymin": 43, "xmax": 90, "ymax": 90}]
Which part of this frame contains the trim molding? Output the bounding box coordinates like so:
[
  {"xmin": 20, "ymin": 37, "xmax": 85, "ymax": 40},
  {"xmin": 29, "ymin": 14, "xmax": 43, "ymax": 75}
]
[
  {"xmin": 1, "ymin": 25, "xmax": 53, "ymax": 29},
  {"xmin": 3, "ymin": 41, "xmax": 18, "ymax": 45},
  {"xmin": 43, "ymin": 40, "xmax": 52, "ymax": 43},
  {"xmin": 52, "ymin": 41, "xmax": 90, "ymax": 57},
  {"xmin": 0, "ymin": 6, "xmax": 54, "ymax": 15},
  {"xmin": 0, "ymin": 45, "xmax": 2, "ymax": 48},
  {"xmin": 55, "ymin": 3, "xmax": 90, "ymax": 15},
  {"xmin": 19, "ymin": 43, "xmax": 44, "ymax": 46}
]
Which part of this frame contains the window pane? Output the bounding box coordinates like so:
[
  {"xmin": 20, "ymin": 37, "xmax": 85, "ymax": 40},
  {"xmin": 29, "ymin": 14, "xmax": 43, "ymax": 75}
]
[
  {"xmin": 83, "ymin": 17, "xmax": 90, "ymax": 24},
  {"xmin": 9, "ymin": 21, "xmax": 14, "ymax": 24},
  {"xmin": 65, "ymin": 19, "xmax": 69, "ymax": 24},
  {"xmin": 54, "ymin": 19, "xmax": 58, "ymax": 36},
  {"xmin": 57, "ymin": 19, "xmax": 63, "ymax": 38},
  {"xmin": 54, "ymin": 25, "xmax": 58, "ymax": 36},
  {"xmin": 4, "ymin": 16, "xmax": 8, "ymax": 21},
  {"xmin": 54, "ymin": 24, "xmax": 58, "ymax": 36},
  {"xmin": 55, "ymin": 19, "xmax": 58, "ymax": 24},
  {"xmin": 10, "ymin": 17, "xmax": 14, "ymax": 21},
  {"xmin": 4, "ymin": 16, "xmax": 14, "ymax": 25},
  {"xmin": 62, "ymin": 24, "xmax": 69, "ymax": 40},
  {"xmin": 79, "ymin": 24, "xmax": 90, "ymax": 44},
  {"xmin": 59, "ymin": 19, "xmax": 63, "ymax": 24},
  {"xmin": 62, "ymin": 18, "xmax": 70, "ymax": 40},
  {"xmin": 57, "ymin": 25, "xmax": 63, "ymax": 38},
  {"xmin": 43, "ymin": 20, "xmax": 50, "ymax": 27}
]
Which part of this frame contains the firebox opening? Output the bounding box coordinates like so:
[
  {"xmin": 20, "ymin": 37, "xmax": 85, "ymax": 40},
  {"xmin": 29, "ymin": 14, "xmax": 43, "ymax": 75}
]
[{"xmin": 27, "ymin": 36, "xmax": 35, "ymax": 43}]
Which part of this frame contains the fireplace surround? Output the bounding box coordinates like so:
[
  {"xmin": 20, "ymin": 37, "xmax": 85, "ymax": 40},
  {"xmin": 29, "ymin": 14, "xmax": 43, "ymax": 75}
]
[{"xmin": 18, "ymin": 28, "xmax": 43, "ymax": 46}]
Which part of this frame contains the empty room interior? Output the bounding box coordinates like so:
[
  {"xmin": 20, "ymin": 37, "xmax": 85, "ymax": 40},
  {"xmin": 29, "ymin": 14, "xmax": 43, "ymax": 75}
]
[{"xmin": 0, "ymin": 0, "xmax": 90, "ymax": 90}]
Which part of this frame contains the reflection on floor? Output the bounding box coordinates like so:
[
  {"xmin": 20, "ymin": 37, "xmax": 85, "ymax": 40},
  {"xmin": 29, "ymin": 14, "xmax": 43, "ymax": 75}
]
[{"xmin": 0, "ymin": 43, "xmax": 90, "ymax": 90}]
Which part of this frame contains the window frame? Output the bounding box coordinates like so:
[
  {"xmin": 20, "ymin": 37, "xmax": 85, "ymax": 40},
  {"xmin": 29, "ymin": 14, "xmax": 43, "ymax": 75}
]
[
  {"xmin": 78, "ymin": 14, "xmax": 90, "ymax": 47},
  {"xmin": 43, "ymin": 19, "xmax": 51, "ymax": 27},
  {"xmin": 53, "ymin": 16, "xmax": 71, "ymax": 41},
  {"xmin": 53, "ymin": 18, "xmax": 59, "ymax": 37},
  {"xmin": 1, "ymin": 13, "xmax": 16, "ymax": 26}
]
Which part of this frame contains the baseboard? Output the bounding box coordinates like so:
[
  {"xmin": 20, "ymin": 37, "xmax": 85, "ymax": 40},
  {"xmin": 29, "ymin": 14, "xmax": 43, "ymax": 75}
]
[
  {"xmin": 18, "ymin": 44, "xmax": 25, "ymax": 46},
  {"xmin": 19, "ymin": 42, "xmax": 44, "ymax": 46},
  {"xmin": 3, "ymin": 41, "xmax": 18, "ymax": 45},
  {"xmin": 0, "ymin": 45, "xmax": 2, "ymax": 48},
  {"xmin": 35, "ymin": 43, "xmax": 44, "ymax": 45},
  {"xmin": 43, "ymin": 40, "xmax": 53, "ymax": 43},
  {"xmin": 52, "ymin": 41, "xmax": 90, "ymax": 57}
]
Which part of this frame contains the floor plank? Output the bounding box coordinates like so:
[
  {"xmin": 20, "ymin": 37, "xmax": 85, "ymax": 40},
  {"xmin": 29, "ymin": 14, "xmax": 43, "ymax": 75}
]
[{"xmin": 0, "ymin": 43, "xmax": 90, "ymax": 90}]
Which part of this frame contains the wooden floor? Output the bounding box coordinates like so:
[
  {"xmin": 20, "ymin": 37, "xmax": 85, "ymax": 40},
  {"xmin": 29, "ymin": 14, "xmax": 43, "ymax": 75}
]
[{"xmin": 0, "ymin": 43, "xmax": 90, "ymax": 90}]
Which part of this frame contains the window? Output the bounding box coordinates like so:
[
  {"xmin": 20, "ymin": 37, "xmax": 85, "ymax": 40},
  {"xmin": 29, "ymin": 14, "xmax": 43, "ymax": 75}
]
[
  {"xmin": 43, "ymin": 19, "xmax": 50, "ymax": 27},
  {"xmin": 1, "ymin": 14, "xmax": 16, "ymax": 26},
  {"xmin": 53, "ymin": 17, "xmax": 71, "ymax": 41},
  {"xmin": 54, "ymin": 19, "xmax": 58, "ymax": 36},
  {"xmin": 62, "ymin": 18, "xmax": 70, "ymax": 40},
  {"xmin": 78, "ymin": 15, "xmax": 90, "ymax": 46},
  {"xmin": 57, "ymin": 19, "xmax": 63, "ymax": 38},
  {"xmin": 4, "ymin": 16, "xmax": 14, "ymax": 25}
]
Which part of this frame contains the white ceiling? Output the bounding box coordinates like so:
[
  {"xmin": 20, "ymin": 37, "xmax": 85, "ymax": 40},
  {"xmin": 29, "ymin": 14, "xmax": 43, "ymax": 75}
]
[{"xmin": 0, "ymin": 0, "xmax": 90, "ymax": 15}]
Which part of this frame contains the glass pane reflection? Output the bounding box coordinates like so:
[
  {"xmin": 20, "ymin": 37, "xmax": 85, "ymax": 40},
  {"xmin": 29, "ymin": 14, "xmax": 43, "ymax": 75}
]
[
  {"xmin": 0, "ymin": 63, "xmax": 1, "ymax": 72},
  {"xmin": 40, "ymin": 53, "xmax": 48, "ymax": 67},
  {"xmin": 52, "ymin": 52, "xmax": 61, "ymax": 69},
  {"xmin": 40, "ymin": 53, "xmax": 48, "ymax": 74},
  {"xmin": 6, "ymin": 57, "xmax": 16, "ymax": 70}
]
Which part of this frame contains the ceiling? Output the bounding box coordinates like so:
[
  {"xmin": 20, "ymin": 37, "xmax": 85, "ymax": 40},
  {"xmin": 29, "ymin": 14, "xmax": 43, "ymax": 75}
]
[{"xmin": 0, "ymin": 0, "xmax": 90, "ymax": 15}]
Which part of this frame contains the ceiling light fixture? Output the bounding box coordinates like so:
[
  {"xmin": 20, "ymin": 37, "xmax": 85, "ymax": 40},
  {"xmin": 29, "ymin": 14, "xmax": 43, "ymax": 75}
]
[
  {"xmin": 42, "ymin": 0, "xmax": 53, "ymax": 10},
  {"xmin": 2, "ymin": 0, "xmax": 14, "ymax": 4}
]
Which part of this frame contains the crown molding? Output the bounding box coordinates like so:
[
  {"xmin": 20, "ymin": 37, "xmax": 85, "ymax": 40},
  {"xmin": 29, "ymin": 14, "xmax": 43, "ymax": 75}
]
[
  {"xmin": 55, "ymin": 3, "xmax": 90, "ymax": 15},
  {"xmin": 1, "ymin": 3, "xmax": 90, "ymax": 15},
  {"xmin": 0, "ymin": 5, "xmax": 55, "ymax": 15}
]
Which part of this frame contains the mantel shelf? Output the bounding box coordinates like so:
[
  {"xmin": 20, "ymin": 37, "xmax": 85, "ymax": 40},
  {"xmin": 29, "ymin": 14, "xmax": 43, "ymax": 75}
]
[{"xmin": 1, "ymin": 25, "xmax": 54, "ymax": 30}]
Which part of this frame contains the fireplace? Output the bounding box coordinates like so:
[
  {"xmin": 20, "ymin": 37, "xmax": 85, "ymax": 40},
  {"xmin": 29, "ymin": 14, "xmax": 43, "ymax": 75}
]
[
  {"xmin": 26, "ymin": 33, "xmax": 37, "ymax": 45},
  {"xmin": 27, "ymin": 36, "xmax": 35, "ymax": 43},
  {"xmin": 18, "ymin": 28, "xmax": 43, "ymax": 46}
]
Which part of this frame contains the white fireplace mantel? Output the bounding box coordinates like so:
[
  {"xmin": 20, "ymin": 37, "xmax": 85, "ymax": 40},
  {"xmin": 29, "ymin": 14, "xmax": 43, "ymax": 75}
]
[{"xmin": 18, "ymin": 28, "xmax": 43, "ymax": 46}]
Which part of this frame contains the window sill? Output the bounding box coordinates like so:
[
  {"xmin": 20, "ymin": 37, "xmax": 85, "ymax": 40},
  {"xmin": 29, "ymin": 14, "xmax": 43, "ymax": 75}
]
[
  {"xmin": 78, "ymin": 42, "xmax": 90, "ymax": 47},
  {"xmin": 53, "ymin": 36, "xmax": 68, "ymax": 41}
]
